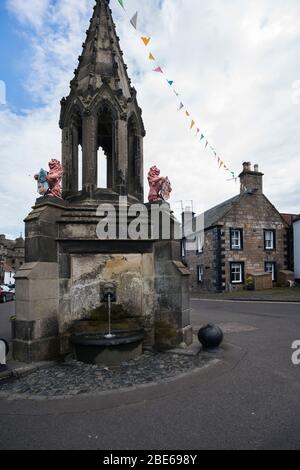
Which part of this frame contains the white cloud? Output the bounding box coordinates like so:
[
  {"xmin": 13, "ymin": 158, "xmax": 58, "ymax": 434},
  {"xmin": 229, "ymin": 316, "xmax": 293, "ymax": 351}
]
[
  {"xmin": 6, "ymin": 0, "xmax": 50, "ymax": 30},
  {"xmin": 1, "ymin": 0, "xmax": 300, "ymax": 236}
]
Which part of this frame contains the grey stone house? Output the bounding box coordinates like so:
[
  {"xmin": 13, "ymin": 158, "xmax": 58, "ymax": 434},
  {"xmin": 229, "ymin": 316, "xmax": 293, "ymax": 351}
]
[{"xmin": 183, "ymin": 162, "xmax": 291, "ymax": 293}]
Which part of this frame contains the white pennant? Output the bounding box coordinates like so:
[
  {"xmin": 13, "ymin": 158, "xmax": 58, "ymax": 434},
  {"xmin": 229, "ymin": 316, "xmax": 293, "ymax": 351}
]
[{"xmin": 130, "ymin": 12, "xmax": 138, "ymax": 29}]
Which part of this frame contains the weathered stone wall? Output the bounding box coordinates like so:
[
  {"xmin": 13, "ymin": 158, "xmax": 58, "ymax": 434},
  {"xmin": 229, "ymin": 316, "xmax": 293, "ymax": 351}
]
[
  {"xmin": 222, "ymin": 194, "xmax": 288, "ymax": 290},
  {"xmin": 186, "ymin": 193, "xmax": 289, "ymax": 293},
  {"xmin": 59, "ymin": 253, "xmax": 156, "ymax": 344},
  {"xmin": 185, "ymin": 229, "xmax": 221, "ymax": 293},
  {"xmin": 14, "ymin": 262, "xmax": 60, "ymax": 362}
]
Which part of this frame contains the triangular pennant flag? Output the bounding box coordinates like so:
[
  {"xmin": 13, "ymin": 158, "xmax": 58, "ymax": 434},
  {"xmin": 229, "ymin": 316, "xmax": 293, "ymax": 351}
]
[
  {"xmin": 141, "ymin": 37, "xmax": 151, "ymax": 46},
  {"xmin": 190, "ymin": 120, "xmax": 195, "ymax": 129},
  {"xmin": 205, "ymin": 141, "xmax": 209, "ymax": 149},
  {"xmin": 117, "ymin": 0, "xmax": 125, "ymax": 10},
  {"xmin": 185, "ymin": 111, "xmax": 190, "ymax": 117},
  {"xmin": 219, "ymin": 161, "xmax": 224, "ymax": 168},
  {"xmin": 173, "ymin": 90, "xmax": 179, "ymax": 97},
  {"xmin": 130, "ymin": 12, "xmax": 138, "ymax": 29},
  {"xmin": 149, "ymin": 52, "xmax": 155, "ymax": 61},
  {"xmin": 167, "ymin": 80, "xmax": 174, "ymax": 86},
  {"xmin": 178, "ymin": 102, "xmax": 184, "ymax": 111},
  {"xmin": 200, "ymin": 134, "xmax": 204, "ymax": 141},
  {"xmin": 153, "ymin": 67, "xmax": 163, "ymax": 73}
]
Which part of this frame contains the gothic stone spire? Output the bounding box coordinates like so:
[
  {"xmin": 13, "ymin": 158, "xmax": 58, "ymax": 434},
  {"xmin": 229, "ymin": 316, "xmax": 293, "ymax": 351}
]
[{"xmin": 60, "ymin": 0, "xmax": 145, "ymax": 202}]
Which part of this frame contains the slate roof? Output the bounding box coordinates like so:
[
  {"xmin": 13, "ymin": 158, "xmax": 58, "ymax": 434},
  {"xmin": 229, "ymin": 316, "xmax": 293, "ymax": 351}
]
[{"xmin": 203, "ymin": 195, "xmax": 240, "ymax": 229}]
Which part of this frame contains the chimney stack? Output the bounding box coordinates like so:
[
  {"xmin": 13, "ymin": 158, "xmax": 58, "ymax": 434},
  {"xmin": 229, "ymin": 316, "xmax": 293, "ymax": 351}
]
[{"xmin": 239, "ymin": 162, "xmax": 264, "ymax": 194}]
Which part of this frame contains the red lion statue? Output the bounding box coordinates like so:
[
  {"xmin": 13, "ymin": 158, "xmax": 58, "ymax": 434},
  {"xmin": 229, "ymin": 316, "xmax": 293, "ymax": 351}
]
[
  {"xmin": 148, "ymin": 166, "xmax": 172, "ymax": 203},
  {"xmin": 34, "ymin": 159, "xmax": 64, "ymax": 199}
]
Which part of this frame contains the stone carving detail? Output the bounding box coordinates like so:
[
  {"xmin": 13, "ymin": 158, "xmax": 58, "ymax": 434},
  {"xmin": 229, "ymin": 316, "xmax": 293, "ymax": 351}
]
[
  {"xmin": 35, "ymin": 159, "xmax": 64, "ymax": 198},
  {"xmin": 147, "ymin": 166, "xmax": 172, "ymax": 203}
]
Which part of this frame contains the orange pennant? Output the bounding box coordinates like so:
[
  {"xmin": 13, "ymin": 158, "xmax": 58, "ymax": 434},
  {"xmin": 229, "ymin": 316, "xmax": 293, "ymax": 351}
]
[
  {"xmin": 185, "ymin": 111, "xmax": 190, "ymax": 117},
  {"xmin": 141, "ymin": 37, "xmax": 150, "ymax": 46}
]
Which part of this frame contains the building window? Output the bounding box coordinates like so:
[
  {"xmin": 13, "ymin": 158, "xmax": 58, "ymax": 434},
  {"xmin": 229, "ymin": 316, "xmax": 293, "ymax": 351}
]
[
  {"xmin": 265, "ymin": 262, "xmax": 276, "ymax": 282},
  {"xmin": 230, "ymin": 262, "xmax": 245, "ymax": 284},
  {"xmin": 197, "ymin": 265, "xmax": 204, "ymax": 283},
  {"xmin": 230, "ymin": 229, "xmax": 243, "ymax": 250},
  {"xmin": 264, "ymin": 230, "xmax": 276, "ymax": 251},
  {"xmin": 196, "ymin": 234, "xmax": 204, "ymax": 254}
]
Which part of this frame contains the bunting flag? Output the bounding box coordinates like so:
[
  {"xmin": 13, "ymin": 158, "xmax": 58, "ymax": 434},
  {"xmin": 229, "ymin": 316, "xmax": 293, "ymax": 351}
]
[
  {"xmin": 130, "ymin": 12, "xmax": 138, "ymax": 29},
  {"xmin": 116, "ymin": 0, "xmax": 237, "ymax": 185},
  {"xmin": 141, "ymin": 37, "xmax": 151, "ymax": 46},
  {"xmin": 117, "ymin": 0, "xmax": 125, "ymax": 9}
]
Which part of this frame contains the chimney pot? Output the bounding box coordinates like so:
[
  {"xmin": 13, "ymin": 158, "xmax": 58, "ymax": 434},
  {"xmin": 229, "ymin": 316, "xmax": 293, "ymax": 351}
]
[
  {"xmin": 254, "ymin": 164, "xmax": 259, "ymax": 172},
  {"xmin": 243, "ymin": 162, "xmax": 251, "ymax": 172}
]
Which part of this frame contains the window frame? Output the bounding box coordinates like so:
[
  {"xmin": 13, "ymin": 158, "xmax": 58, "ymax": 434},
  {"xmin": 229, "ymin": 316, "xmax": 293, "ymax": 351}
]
[
  {"xmin": 230, "ymin": 228, "xmax": 244, "ymax": 251},
  {"xmin": 230, "ymin": 262, "xmax": 245, "ymax": 284},
  {"xmin": 265, "ymin": 261, "xmax": 277, "ymax": 282},
  {"xmin": 264, "ymin": 229, "xmax": 276, "ymax": 251},
  {"xmin": 196, "ymin": 234, "xmax": 204, "ymax": 254},
  {"xmin": 197, "ymin": 265, "xmax": 204, "ymax": 283}
]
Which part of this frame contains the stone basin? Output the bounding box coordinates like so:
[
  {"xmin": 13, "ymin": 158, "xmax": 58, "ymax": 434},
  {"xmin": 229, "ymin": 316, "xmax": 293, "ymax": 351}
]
[{"xmin": 70, "ymin": 328, "xmax": 144, "ymax": 366}]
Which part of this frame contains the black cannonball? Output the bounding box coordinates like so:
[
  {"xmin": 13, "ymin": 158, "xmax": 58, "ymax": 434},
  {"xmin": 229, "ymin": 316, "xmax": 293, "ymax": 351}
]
[{"xmin": 198, "ymin": 324, "xmax": 223, "ymax": 349}]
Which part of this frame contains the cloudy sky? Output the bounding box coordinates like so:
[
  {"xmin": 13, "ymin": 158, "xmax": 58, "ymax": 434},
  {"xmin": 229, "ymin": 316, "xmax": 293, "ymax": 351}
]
[{"xmin": 0, "ymin": 0, "xmax": 299, "ymax": 238}]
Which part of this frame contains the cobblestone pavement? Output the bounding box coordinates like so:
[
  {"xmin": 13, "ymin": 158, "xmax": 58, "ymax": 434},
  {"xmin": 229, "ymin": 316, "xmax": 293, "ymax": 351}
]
[{"xmin": 0, "ymin": 352, "xmax": 213, "ymax": 400}]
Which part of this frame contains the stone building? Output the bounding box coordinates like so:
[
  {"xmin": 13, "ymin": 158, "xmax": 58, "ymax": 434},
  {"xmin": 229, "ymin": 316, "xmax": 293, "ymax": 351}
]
[
  {"xmin": 0, "ymin": 235, "xmax": 25, "ymax": 284},
  {"xmin": 14, "ymin": 0, "xmax": 192, "ymax": 362},
  {"xmin": 183, "ymin": 162, "xmax": 291, "ymax": 293}
]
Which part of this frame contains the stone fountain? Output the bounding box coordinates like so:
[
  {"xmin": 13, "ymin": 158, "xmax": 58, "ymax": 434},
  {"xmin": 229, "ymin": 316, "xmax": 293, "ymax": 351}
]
[
  {"xmin": 13, "ymin": 0, "xmax": 192, "ymax": 364},
  {"xmin": 71, "ymin": 283, "xmax": 144, "ymax": 366}
]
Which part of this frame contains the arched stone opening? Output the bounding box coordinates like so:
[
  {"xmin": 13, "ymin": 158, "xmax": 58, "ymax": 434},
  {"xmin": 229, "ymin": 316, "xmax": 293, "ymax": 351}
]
[
  {"xmin": 70, "ymin": 112, "xmax": 83, "ymax": 192},
  {"xmin": 97, "ymin": 102, "xmax": 116, "ymax": 189},
  {"xmin": 127, "ymin": 114, "xmax": 140, "ymax": 197}
]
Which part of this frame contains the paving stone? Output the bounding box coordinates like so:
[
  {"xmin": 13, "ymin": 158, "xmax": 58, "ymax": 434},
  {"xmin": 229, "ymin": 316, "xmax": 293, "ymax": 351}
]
[{"xmin": 0, "ymin": 352, "xmax": 213, "ymax": 399}]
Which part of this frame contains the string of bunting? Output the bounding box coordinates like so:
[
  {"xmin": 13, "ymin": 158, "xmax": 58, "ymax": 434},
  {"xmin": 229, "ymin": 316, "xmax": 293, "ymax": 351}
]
[{"xmin": 116, "ymin": 0, "xmax": 239, "ymax": 185}]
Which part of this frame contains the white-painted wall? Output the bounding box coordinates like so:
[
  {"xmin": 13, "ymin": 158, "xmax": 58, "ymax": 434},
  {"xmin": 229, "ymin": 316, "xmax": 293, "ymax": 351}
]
[
  {"xmin": 294, "ymin": 220, "xmax": 300, "ymax": 280},
  {"xmin": 4, "ymin": 271, "xmax": 15, "ymax": 285}
]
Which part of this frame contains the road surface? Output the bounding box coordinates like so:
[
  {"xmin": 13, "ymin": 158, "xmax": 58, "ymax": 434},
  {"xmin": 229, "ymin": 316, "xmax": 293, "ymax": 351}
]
[{"xmin": 0, "ymin": 299, "xmax": 299, "ymax": 450}]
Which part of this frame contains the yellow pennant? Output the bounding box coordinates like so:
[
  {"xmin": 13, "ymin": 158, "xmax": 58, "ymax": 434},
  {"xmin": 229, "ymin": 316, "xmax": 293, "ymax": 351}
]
[
  {"xmin": 141, "ymin": 37, "xmax": 151, "ymax": 46},
  {"xmin": 149, "ymin": 52, "xmax": 155, "ymax": 61},
  {"xmin": 190, "ymin": 120, "xmax": 195, "ymax": 129}
]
